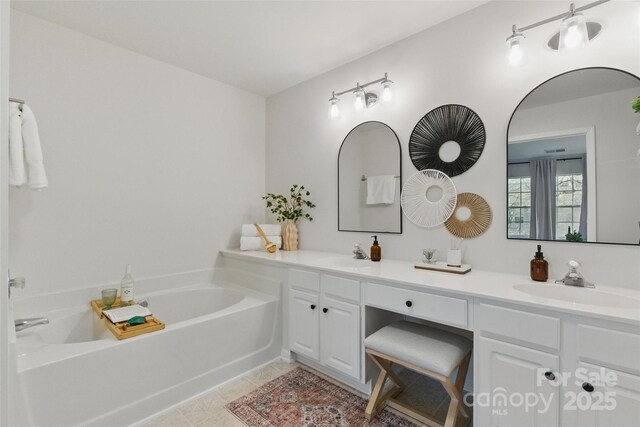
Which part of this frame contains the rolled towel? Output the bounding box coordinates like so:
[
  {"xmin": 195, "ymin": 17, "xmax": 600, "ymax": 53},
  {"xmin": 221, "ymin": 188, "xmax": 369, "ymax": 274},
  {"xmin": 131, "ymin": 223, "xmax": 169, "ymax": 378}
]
[
  {"xmin": 9, "ymin": 102, "xmax": 26, "ymax": 187},
  {"xmin": 241, "ymin": 223, "xmax": 281, "ymax": 237},
  {"xmin": 240, "ymin": 236, "xmax": 282, "ymax": 251},
  {"xmin": 21, "ymin": 104, "xmax": 48, "ymax": 190}
]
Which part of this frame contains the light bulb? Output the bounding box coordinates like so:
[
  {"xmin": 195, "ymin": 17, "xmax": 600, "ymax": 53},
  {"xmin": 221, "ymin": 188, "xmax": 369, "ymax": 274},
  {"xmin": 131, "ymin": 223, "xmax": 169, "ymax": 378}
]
[
  {"xmin": 328, "ymin": 93, "xmax": 340, "ymax": 120},
  {"xmin": 353, "ymin": 87, "xmax": 365, "ymax": 112},
  {"xmin": 559, "ymin": 12, "xmax": 588, "ymax": 52},
  {"xmin": 381, "ymin": 74, "xmax": 393, "ymax": 102},
  {"xmin": 506, "ymin": 31, "xmax": 526, "ymax": 66},
  {"xmin": 382, "ymin": 84, "xmax": 393, "ymax": 103}
]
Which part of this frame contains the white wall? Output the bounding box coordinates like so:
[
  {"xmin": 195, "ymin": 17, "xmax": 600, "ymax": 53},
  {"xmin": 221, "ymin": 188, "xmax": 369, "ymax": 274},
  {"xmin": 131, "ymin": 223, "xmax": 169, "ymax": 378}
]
[
  {"xmin": 266, "ymin": 1, "xmax": 640, "ymax": 289},
  {"xmin": 9, "ymin": 11, "xmax": 266, "ymax": 296},
  {"xmin": 510, "ymin": 87, "xmax": 640, "ymax": 244}
]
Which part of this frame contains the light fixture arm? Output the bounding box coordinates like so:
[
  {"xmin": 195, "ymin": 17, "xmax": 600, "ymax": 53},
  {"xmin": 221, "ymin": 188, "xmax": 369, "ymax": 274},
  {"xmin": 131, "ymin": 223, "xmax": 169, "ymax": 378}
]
[
  {"xmin": 512, "ymin": 0, "xmax": 609, "ymax": 33},
  {"xmin": 333, "ymin": 73, "xmax": 390, "ymax": 97}
]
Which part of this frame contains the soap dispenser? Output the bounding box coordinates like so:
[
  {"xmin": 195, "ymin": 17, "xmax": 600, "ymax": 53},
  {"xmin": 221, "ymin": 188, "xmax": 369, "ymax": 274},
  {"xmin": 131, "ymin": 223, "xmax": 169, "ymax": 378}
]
[
  {"xmin": 370, "ymin": 236, "xmax": 381, "ymax": 262},
  {"xmin": 120, "ymin": 264, "xmax": 135, "ymax": 305},
  {"xmin": 530, "ymin": 245, "xmax": 548, "ymax": 282}
]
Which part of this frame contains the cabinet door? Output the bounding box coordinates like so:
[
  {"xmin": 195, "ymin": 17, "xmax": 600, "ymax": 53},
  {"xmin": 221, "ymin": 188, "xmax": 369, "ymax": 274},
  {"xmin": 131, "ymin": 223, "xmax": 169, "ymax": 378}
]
[
  {"xmin": 320, "ymin": 295, "xmax": 360, "ymax": 380},
  {"xmin": 289, "ymin": 289, "xmax": 320, "ymax": 361},
  {"xmin": 476, "ymin": 336, "xmax": 560, "ymax": 427},
  {"xmin": 570, "ymin": 362, "xmax": 640, "ymax": 427}
]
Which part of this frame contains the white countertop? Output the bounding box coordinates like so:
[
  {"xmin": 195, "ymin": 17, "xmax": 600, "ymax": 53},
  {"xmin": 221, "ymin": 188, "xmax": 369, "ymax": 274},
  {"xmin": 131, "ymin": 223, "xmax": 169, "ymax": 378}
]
[{"xmin": 221, "ymin": 249, "xmax": 640, "ymax": 326}]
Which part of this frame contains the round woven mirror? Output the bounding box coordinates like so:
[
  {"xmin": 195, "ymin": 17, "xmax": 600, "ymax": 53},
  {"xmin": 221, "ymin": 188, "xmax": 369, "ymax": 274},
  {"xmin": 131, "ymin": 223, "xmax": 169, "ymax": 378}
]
[
  {"xmin": 409, "ymin": 104, "xmax": 486, "ymax": 177},
  {"xmin": 401, "ymin": 169, "xmax": 457, "ymax": 228},
  {"xmin": 445, "ymin": 192, "xmax": 492, "ymax": 238}
]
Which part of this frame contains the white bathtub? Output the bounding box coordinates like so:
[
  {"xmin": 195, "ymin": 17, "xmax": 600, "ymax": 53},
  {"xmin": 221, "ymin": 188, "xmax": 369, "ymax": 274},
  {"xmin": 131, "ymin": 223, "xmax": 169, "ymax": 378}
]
[{"xmin": 12, "ymin": 280, "xmax": 280, "ymax": 426}]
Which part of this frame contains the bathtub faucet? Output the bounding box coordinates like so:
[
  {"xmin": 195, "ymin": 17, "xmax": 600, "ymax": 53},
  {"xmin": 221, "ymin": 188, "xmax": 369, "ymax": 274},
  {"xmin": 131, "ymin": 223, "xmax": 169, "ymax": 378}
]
[{"xmin": 15, "ymin": 317, "xmax": 49, "ymax": 332}]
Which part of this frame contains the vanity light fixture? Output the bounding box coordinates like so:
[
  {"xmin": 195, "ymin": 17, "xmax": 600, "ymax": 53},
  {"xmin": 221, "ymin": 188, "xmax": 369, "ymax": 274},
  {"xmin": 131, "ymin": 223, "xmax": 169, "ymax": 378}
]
[
  {"xmin": 506, "ymin": 0, "xmax": 609, "ymax": 66},
  {"xmin": 328, "ymin": 92, "xmax": 340, "ymax": 119},
  {"xmin": 328, "ymin": 73, "xmax": 393, "ymax": 119}
]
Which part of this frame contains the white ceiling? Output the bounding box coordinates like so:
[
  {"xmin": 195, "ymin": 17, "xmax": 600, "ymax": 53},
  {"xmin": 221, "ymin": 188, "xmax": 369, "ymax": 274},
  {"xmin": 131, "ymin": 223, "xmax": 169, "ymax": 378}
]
[{"xmin": 11, "ymin": 0, "xmax": 487, "ymax": 97}]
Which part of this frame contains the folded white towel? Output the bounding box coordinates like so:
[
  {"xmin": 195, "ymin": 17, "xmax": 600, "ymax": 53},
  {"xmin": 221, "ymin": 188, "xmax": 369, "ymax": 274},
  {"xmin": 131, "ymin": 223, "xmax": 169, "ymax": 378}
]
[
  {"xmin": 241, "ymin": 224, "xmax": 282, "ymax": 237},
  {"xmin": 366, "ymin": 175, "xmax": 396, "ymax": 205},
  {"xmin": 21, "ymin": 104, "xmax": 48, "ymax": 190},
  {"xmin": 9, "ymin": 103, "xmax": 26, "ymax": 187},
  {"xmin": 240, "ymin": 236, "xmax": 282, "ymax": 251}
]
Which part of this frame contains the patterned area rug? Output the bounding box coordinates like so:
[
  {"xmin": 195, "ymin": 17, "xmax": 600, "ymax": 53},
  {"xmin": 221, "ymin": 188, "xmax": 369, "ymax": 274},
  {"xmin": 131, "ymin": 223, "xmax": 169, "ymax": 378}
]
[{"xmin": 226, "ymin": 367, "xmax": 418, "ymax": 427}]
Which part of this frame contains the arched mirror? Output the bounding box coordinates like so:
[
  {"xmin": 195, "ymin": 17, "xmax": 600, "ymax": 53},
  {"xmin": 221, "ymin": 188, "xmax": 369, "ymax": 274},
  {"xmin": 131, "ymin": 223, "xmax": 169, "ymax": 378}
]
[
  {"xmin": 507, "ymin": 67, "xmax": 640, "ymax": 245},
  {"xmin": 338, "ymin": 121, "xmax": 402, "ymax": 233}
]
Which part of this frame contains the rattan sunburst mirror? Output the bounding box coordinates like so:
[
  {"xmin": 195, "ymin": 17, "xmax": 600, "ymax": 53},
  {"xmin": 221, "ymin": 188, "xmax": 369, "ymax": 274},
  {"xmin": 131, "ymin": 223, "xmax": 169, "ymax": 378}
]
[
  {"xmin": 409, "ymin": 104, "xmax": 486, "ymax": 177},
  {"xmin": 445, "ymin": 192, "xmax": 492, "ymax": 238}
]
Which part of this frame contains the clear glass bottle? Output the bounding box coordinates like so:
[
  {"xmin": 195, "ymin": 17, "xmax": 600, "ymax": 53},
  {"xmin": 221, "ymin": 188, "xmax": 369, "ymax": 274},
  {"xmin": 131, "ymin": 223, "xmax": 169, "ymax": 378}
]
[{"xmin": 120, "ymin": 264, "xmax": 135, "ymax": 305}]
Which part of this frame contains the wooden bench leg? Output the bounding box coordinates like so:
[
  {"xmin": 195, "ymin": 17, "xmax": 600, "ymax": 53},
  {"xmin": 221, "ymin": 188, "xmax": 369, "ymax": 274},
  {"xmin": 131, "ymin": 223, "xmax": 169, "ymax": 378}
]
[
  {"xmin": 365, "ymin": 352, "xmax": 405, "ymax": 420},
  {"xmin": 365, "ymin": 368, "xmax": 388, "ymax": 420},
  {"xmin": 444, "ymin": 397, "xmax": 459, "ymax": 427},
  {"xmin": 443, "ymin": 378, "xmax": 471, "ymax": 420},
  {"xmin": 455, "ymin": 353, "xmax": 471, "ymax": 394}
]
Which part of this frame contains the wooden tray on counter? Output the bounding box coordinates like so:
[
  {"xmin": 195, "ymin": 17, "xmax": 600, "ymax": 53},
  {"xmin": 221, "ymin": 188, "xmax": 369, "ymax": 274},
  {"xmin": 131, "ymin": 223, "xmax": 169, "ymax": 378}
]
[
  {"xmin": 414, "ymin": 262, "xmax": 471, "ymax": 275},
  {"xmin": 90, "ymin": 297, "xmax": 165, "ymax": 340}
]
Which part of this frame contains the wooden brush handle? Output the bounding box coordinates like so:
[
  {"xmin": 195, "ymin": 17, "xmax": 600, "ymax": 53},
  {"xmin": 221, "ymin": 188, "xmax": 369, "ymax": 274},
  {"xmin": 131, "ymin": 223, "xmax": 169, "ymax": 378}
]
[{"xmin": 254, "ymin": 224, "xmax": 274, "ymax": 246}]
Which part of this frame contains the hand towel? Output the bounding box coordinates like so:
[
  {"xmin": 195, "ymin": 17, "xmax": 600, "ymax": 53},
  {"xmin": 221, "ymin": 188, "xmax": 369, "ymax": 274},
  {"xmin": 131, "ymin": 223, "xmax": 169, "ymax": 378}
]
[
  {"xmin": 9, "ymin": 102, "xmax": 26, "ymax": 187},
  {"xmin": 366, "ymin": 175, "xmax": 396, "ymax": 205},
  {"xmin": 241, "ymin": 223, "xmax": 282, "ymax": 237},
  {"xmin": 240, "ymin": 236, "xmax": 282, "ymax": 251},
  {"xmin": 21, "ymin": 104, "xmax": 48, "ymax": 190}
]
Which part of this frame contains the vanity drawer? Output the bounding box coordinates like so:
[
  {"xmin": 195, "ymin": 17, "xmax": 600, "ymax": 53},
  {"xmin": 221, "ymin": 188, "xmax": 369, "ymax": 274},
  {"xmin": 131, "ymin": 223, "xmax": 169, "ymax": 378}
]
[
  {"xmin": 288, "ymin": 268, "xmax": 320, "ymax": 292},
  {"xmin": 577, "ymin": 325, "xmax": 640, "ymax": 375},
  {"xmin": 477, "ymin": 302, "xmax": 560, "ymax": 351},
  {"xmin": 364, "ymin": 282, "xmax": 467, "ymax": 329},
  {"xmin": 321, "ymin": 274, "xmax": 360, "ymax": 303}
]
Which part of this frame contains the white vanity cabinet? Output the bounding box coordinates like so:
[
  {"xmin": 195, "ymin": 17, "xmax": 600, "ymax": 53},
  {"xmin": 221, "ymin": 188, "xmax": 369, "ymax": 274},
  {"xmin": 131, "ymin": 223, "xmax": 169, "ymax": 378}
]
[
  {"xmin": 475, "ymin": 301, "xmax": 640, "ymax": 427},
  {"xmin": 221, "ymin": 250, "xmax": 640, "ymax": 427},
  {"xmin": 288, "ymin": 268, "xmax": 361, "ymax": 380},
  {"xmin": 567, "ymin": 322, "xmax": 640, "ymax": 427},
  {"xmin": 475, "ymin": 302, "xmax": 562, "ymax": 427}
]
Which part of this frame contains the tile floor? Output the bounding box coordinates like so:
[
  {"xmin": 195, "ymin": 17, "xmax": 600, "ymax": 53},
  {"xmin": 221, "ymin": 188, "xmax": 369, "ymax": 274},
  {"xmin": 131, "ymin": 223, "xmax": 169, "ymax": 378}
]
[{"xmin": 140, "ymin": 360, "xmax": 469, "ymax": 427}]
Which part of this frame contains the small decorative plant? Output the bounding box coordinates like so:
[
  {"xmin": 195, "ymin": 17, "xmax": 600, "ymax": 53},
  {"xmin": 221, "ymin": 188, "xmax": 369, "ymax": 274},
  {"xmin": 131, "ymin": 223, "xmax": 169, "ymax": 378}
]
[
  {"xmin": 565, "ymin": 227, "xmax": 583, "ymax": 242},
  {"xmin": 632, "ymin": 96, "xmax": 640, "ymax": 113},
  {"xmin": 263, "ymin": 185, "xmax": 316, "ymax": 223}
]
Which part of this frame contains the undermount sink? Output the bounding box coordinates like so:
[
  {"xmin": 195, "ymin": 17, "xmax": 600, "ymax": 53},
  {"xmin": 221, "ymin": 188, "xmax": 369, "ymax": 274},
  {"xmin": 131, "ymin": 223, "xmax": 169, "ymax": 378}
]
[
  {"xmin": 513, "ymin": 284, "xmax": 640, "ymax": 309},
  {"xmin": 317, "ymin": 257, "xmax": 373, "ymax": 270}
]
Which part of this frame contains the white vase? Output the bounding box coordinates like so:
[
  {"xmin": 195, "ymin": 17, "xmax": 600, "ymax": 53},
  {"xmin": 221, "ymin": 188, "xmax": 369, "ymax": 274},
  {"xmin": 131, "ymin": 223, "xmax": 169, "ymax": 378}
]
[{"xmin": 636, "ymin": 120, "xmax": 640, "ymax": 136}]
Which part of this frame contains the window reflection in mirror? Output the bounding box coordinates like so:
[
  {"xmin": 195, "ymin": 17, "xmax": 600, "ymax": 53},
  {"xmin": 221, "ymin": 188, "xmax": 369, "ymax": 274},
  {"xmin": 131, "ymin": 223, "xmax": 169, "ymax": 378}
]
[{"xmin": 507, "ymin": 67, "xmax": 640, "ymax": 245}]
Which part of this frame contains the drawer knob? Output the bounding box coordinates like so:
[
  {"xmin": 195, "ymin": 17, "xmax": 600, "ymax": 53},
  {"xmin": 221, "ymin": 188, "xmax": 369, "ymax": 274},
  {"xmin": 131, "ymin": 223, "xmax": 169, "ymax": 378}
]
[
  {"xmin": 582, "ymin": 382, "xmax": 594, "ymax": 393},
  {"xmin": 405, "ymin": 300, "xmax": 413, "ymax": 307},
  {"xmin": 322, "ymin": 308, "xmax": 328, "ymax": 313},
  {"xmin": 544, "ymin": 371, "xmax": 556, "ymax": 381},
  {"xmin": 310, "ymin": 304, "xmax": 316, "ymax": 310}
]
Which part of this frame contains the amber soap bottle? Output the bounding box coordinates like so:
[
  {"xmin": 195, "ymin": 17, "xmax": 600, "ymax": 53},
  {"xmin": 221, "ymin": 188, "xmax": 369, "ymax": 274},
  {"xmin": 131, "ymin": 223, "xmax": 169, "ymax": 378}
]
[
  {"xmin": 370, "ymin": 235, "xmax": 381, "ymax": 262},
  {"xmin": 530, "ymin": 244, "xmax": 548, "ymax": 282}
]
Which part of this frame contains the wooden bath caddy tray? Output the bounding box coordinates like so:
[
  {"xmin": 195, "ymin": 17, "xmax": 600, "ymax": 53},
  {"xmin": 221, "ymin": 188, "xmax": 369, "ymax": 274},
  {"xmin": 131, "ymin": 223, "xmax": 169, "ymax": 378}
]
[{"xmin": 90, "ymin": 298, "xmax": 165, "ymax": 340}]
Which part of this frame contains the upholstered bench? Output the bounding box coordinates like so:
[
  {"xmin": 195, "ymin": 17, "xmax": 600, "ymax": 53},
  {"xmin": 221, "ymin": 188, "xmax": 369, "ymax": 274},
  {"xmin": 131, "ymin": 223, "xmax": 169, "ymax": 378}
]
[{"xmin": 364, "ymin": 321, "xmax": 472, "ymax": 427}]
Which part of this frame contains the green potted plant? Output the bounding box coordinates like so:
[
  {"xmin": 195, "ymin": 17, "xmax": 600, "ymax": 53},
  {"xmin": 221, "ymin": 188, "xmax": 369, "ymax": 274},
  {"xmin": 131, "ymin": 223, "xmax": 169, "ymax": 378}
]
[
  {"xmin": 565, "ymin": 227, "xmax": 583, "ymax": 242},
  {"xmin": 263, "ymin": 185, "xmax": 315, "ymax": 251}
]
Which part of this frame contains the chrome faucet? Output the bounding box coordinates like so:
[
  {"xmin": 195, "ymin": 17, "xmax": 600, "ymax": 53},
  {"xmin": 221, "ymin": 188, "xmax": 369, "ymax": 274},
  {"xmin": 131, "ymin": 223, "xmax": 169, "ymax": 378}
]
[
  {"xmin": 15, "ymin": 317, "xmax": 49, "ymax": 332},
  {"xmin": 352, "ymin": 243, "xmax": 369, "ymax": 260},
  {"xmin": 555, "ymin": 260, "xmax": 595, "ymax": 288}
]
